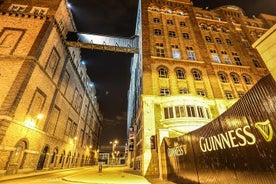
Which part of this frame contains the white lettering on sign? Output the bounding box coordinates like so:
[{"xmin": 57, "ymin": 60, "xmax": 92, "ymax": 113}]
[
  {"xmin": 167, "ymin": 145, "xmax": 187, "ymax": 157},
  {"xmin": 199, "ymin": 125, "xmax": 256, "ymax": 152}
]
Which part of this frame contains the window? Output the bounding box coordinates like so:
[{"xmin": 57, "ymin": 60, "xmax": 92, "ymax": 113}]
[
  {"xmin": 252, "ymin": 59, "xmax": 261, "ymax": 68},
  {"xmin": 211, "ymin": 26, "xmax": 218, "ymax": 32},
  {"xmin": 176, "ymin": 69, "xmax": 185, "ymax": 79},
  {"xmin": 155, "ymin": 43, "xmax": 165, "ymax": 57},
  {"xmin": 27, "ymin": 88, "xmax": 46, "ymax": 122},
  {"xmin": 180, "ymin": 22, "xmax": 186, "ymax": 27},
  {"xmin": 172, "ymin": 49, "xmax": 181, "ymax": 59},
  {"xmin": 218, "ymin": 73, "xmax": 228, "ymax": 83},
  {"xmin": 226, "ymin": 39, "xmax": 232, "ymax": 45},
  {"xmin": 225, "ymin": 91, "xmax": 234, "ymax": 100},
  {"xmin": 179, "ymin": 89, "xmax": 189, "ymax": 94},
  {"xmin": 160, "ymin": 88, "xmax": 170, "ymax": 96},
  {"xmin": 65, "ymin": 118, "xmax": 72, "ymax": 138},
  {"xmin": 238, "ymin": 92, "xmax": 244, "ymax": 98},
  {"xmin": 187, "ymin": 51, "xmax": 196, "ymax": 60},
  {"xmin": 201, "ymin": 24, "xmax": 208, "ymax": 30},
  {"xmin": 224, "ymin": 56, "xmax": 232, "ymax": 64},
  {"xmin": 183, "ymin": 33, "xmax": 190, "ymax": 39},
  {"xmin": 212, "ymin": 54, "xmax": 221, "ymax": 63},
  {"xmin": 164, "ymin": 107, "xmax": 174, "ymax": 119},
  {"xmin": 158, "ymin": 67, "xmax": 168, "ymax": 78},
  {"xmin": 154, "ymin": 29, "xmax": 162, "ymax": 36},
  {"xmin": 9, "ymin": 4, "xmax": 27, "ymax": 13},
  {"xmin": 168, "ymin": 31, "xmax": 176, "ymax": 37},
  {"xmin": 153, "ymin": 18, "xmax": 160, "ymax": 23},
  {"xmin": 175, "ymin": 106, "xmax": 185, "ymax": 118},
  {"xmin": 210, "ymin": 49, "xmax": 216, "ymax": 53},
  {"xmin": 60, "ymin": 70, "xmax": 70, "ymax": 94},
  {"xmin": 167, "ymin": 20, "xmax": 174, "ymax": 25},
  {"xmin": 45, "ymin": 105, "xmax": 60, "ymax": 135},
  {"xmin": 187, "ymin": 105, "xmax": 196, "ymax": 117},
  {"xmin": 197, "ymin": 90, "xmax": 206, "ymax": 97},
  {"xmin": 216, "ymin": 38, "xmax": 223, "ymax": 44},
  {"xmin": 221, "ymin": 27, "xmax": 227, "ymax": 33},
  {"xmin": 242, "ymin": 75, "xmax": 251, "ymax": 84},
  {"xmin": 205, "ymin": 36, "xmax": 212, "ymax": 42},
  {"xmin": 230, "ymin": 73, "xmax": 239, "ymax": 84},
  {"xmin": 234, "ymin": 57, "xmax": 242, "ymax": 65},
  {"xmin": 46, "ymin": 48, "xmax": 60, "ymax": 78},
  {"xmin": 31, "ymin": 7, "xmax": 48, "ymax": 16},
  {"xmin": 221, "ymin": 51, "xmax": 227, "ymax": 54},
  {"xmin": 192, "ymin": 70, "xmax": 202, "ymax": 80},
  {"xmin": 197, "ymin": 106, "xmax": 204, "ymax": 118}
]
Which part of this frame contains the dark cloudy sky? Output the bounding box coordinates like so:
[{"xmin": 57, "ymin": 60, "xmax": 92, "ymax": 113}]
[{"xmin": 68, "ymin": 0, "xmax": 276, "ymax": 145}]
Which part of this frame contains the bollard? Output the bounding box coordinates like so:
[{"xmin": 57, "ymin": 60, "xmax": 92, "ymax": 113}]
[{"xmin": 98, "ymin": 164, "xmax": 102, "ymax": 173}]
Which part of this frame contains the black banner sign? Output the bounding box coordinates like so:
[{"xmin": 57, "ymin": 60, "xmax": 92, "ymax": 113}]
[{"xmin": 163, "ymin": 74, "xmax": 276, "ymax": 184}]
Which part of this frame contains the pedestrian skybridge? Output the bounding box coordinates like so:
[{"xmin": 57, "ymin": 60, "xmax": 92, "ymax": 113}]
[{"xmin": 66, "ymin": 32, "xmax": 139, "ymax": 53}]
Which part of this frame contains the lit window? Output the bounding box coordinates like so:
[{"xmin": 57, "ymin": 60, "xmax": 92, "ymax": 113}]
[
  {"xmin": 160, "ymin": 88, "xmax": 170, "ymax": 96},
  {"xmin": 158, "ymin": 67, "xmax": 168, "ymax": 78},
  {"xmin": 172, "ymin": 49, "xmax": 181, "ymax": 59},
  {"xmin": 224, "ymin": 56, "xmax": 232, "ymax": 64},
  {"xmin": 176, "ymin": 69, "xmax": 185, "ymax": 79},
  {"xmin": 31, "ymin": 7, "xmax": 48, "ymax": 16},
  {"xmin": 155, "ymin": 43, "xmax": 165, "ymax": 57},
  {"xmin": 164, "ymin": 107, "xmax": 174, "ymax": 119},
  {"xmin": 187, "ymin": 105, "xmax": 196, "ymax": 117},
  {"xmin": 9, "ymin": 4, "xmax": 27, "ymax": 13},
  {"xmin": 197, "ymin": 106, "xmax": 204, "ymax": 118},
  {"xmin": 187, "ymin": 51, "xmax": 196, "ymax": 60},
  {"xmin": 212, "ymin": 54, "xmax": 221, "ymax": 63},
  {"xmin": 175, "ymin": 106, "xmax": 185, "ymax": 118}
]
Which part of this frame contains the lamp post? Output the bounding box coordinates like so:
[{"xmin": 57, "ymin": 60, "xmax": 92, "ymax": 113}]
[{"xmin": 109, "ymin": 140, "xmax": 118, "ymax": 165}]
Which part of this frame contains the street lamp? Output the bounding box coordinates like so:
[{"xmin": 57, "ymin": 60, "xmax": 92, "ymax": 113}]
[{"xmin": 24, "ymin": 113, "xmax": 44, "ymax": 128}]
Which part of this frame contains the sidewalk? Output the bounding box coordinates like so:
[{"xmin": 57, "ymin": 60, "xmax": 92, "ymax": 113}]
[{"xmin": 0, "ymin": 166, "xmax": 176, "ymax": 184}]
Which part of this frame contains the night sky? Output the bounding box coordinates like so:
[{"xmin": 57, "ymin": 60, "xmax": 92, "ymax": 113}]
[{"xmin": 67, "ymin": 0, "xmax": 276, "ymax": 146}]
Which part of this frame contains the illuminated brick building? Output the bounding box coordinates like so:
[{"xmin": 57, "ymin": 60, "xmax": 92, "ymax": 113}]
[
  {"xmin": 127, "ymin": 0, "xmax": 276, "ymax": 176},
  {"xmin": 0, "ymin": 0, "xmax": 102, "ymax": 175}
]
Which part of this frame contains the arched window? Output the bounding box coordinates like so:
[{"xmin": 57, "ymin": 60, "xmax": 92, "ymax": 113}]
[
  {"xmin": 158, "ymin": 67, "xmax": 168, "ymax": 78},
  {"xmin": 192, "ymin": 69, "xmax": 202, "ymax": 81},
  {"xmin": 176, "ymin": 68, "xmax": 185, "ymax": 79},
  {"xmin": 230, "ymin": 73, "xmax": 239, "ymax": 84},
  {"xmin": 242, "ymin": 74, "xmax": 252, "ymax": 84},
  {"xmin": 218, "ymin": 72, "xmax": 228, "ymax": 83}
]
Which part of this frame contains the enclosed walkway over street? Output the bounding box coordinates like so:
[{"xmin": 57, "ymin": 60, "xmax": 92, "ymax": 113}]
[{"xmin": 66, "ymin": 32, "xmax": 139, "ymax": 53}]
